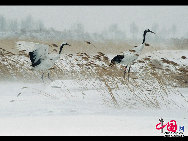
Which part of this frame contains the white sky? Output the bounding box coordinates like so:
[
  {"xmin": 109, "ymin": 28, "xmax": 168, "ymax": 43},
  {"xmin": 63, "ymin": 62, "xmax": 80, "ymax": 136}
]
[{"xmin": 0, "ymin": 6, "xmax": 187, "ymax": 37}]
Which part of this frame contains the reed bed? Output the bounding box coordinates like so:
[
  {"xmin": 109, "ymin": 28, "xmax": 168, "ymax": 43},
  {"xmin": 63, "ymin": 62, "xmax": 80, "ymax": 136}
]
[{"xmin": 0, "ymin": 47, "xmax": 188, "ymax": 110}]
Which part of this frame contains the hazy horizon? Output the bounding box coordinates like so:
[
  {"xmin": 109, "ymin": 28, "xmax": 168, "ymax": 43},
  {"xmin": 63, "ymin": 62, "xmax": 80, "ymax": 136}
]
[{"xmin": 0, "ymin": 6, "xmax": 187, "ymax": 38}]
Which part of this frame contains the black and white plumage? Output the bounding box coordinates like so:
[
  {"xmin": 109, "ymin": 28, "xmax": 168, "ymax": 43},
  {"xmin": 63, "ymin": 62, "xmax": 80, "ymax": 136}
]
[
  {"xmin": 30, "ymin": 42, "xmax": 70, "ymax": 81},
  {"xmin": 110, "ymin": 29, "xmax": 156, "ymax": 79},
  {"xmin": 18, "ymin": 42, "xmax": 71, "ymax": 82},
  {"xmin": 29, "ymin": 42, "xmax": 70, "ymax": 70}
]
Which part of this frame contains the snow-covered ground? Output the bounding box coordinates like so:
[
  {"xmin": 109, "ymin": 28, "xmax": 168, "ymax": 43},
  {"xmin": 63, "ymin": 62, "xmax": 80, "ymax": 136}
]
[
  {"xmin": 0, "ymin": 80, "xmax": 187, "ymax": 136},
  {"xmin": 0, "ymin": 112, "xmax": 187, "ymax": 136}
]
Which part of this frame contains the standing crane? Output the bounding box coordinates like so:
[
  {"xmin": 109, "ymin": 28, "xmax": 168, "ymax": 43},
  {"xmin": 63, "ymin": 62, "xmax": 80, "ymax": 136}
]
[{"xmin": 110, "ymin": 29, "xmax": 156, "ymax": 80}]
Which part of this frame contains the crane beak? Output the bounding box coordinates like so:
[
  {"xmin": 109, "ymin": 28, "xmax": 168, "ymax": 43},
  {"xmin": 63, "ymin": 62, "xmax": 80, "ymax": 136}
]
[
  {"xmin": 66, "ymin": 43, "xmax": 71, "ymax": 46},
  {"xmin": 150, "ymin": 30, "xmax": 156, "ymax": 34},
  {"xmin": 148, "ymin": 29, "xmax": 156, "ymax": 34}
]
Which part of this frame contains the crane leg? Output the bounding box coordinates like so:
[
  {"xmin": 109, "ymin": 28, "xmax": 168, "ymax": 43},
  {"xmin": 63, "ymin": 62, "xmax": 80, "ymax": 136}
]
[
  {"xmin": 41, "ymin": 73, "xmax": 45, "ymax": 83},
  {"xmin": 127, "ymin": 66, "xmax": 131, "ymax": 81},
  {"xmin": 48, "ymin": 73, "xmax": 53, "ymax": 82},
  {"xmin": 123, "ymin": 66, "xmax": 127, "ymax": 79}
]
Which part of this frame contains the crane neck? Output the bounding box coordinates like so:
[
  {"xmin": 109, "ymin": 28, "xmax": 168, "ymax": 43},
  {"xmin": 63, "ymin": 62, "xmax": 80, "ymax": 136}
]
[
  {"xmin": 135, "ymin": 43, "xmax": 145, "ymax": 53},
  {"xmin": 59, "ymin": 44, "xmax": 65, "ymax": 54},
  {"xmin": 142, "ymin": 30, "xmax": 148, "ymax": 44}
]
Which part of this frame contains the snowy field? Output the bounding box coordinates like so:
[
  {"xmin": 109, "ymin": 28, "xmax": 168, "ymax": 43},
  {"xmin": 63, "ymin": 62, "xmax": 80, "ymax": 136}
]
[
  {"xmin": 0, "ymin": 41, "xmax": 188, "ymax": 136},
  {"xmin": 0, "ymin": 81, "xmax": 187, "ymax": 136}
]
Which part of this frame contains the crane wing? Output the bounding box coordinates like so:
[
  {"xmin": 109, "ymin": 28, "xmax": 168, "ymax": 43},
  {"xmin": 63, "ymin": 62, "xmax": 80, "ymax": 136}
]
[
  {"xmin": 29, "ymin": 51, "xmax": 42, "ymax": 67},
  {"xmin": 16, "ymin": 41, "xmax": 49, "ymax": 57},
  {"xmin": 16, "ymin": 41, "xmax": 38, "ymax": 53},
  {"xmin": 29, "ymin": 44, "xmax": 48, "ymax": 64},
  {"xmin": 29, "ymin": 44, "xmax": 49, "ymax": 67},
  {"xmin": 111, "ymin": 55, "xmax": 125, "ymax": 64},
  {"xmin": 34, "ymin": 44, "xmax": 49, "ymax": 59},
  {"xmin": 17, "ymin": 41, "xmax": 50, "ymax": 67}
]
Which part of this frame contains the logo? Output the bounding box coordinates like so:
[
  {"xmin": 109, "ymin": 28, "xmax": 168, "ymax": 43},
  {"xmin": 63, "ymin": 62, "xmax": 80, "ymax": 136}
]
[{"xmin": 156, "ymin": 118, "xmax": 184, "ymax": 137}]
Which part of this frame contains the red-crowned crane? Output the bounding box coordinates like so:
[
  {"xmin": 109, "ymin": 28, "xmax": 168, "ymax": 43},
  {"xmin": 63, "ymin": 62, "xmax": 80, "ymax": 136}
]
[
  {"xmin": 17, "ymin": 41, "xmax": 71, "ymax": 82},
  {"xmin": 110, "ymin": 29, "xmax": 156, "ymax": 80}
]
